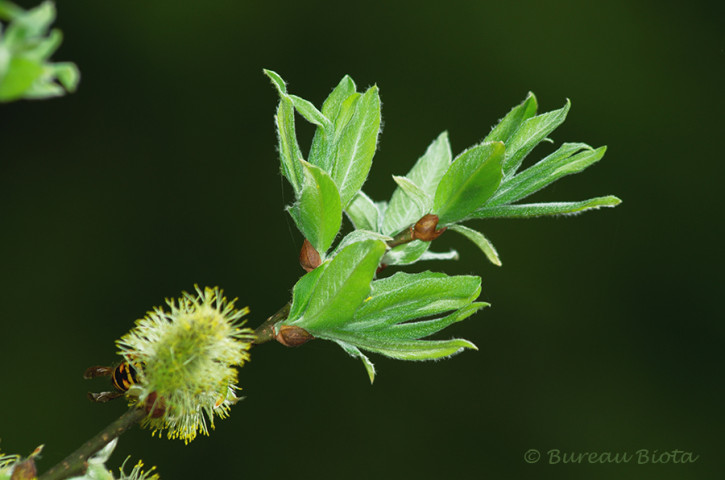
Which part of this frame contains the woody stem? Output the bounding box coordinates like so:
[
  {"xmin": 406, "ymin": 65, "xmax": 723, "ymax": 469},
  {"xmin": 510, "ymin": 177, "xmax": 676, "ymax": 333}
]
[
  {"xmin": 38, "ymin": 407, "xmax": 146, "ymax": 480},
  {"xmin": 253, "ymin": 302, "xmax": 291, "ymax": 344}
]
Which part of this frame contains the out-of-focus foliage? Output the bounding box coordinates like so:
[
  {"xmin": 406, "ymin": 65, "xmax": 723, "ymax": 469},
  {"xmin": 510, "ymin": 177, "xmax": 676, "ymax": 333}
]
[{"xmin": 0, "ymin": 0, "xmax": 79, "ymax": 102}]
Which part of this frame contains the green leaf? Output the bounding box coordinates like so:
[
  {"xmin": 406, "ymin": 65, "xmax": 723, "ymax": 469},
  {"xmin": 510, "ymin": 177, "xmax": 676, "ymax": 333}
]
[
  {"xmin": 347, "ymin": 271, "xmax": 481, "ymax": 331},
  {"xmin": 309, "ymin": 75, "xmax": 357, "ymax": 173},
  {"xmin": 419, "ymin": 249, "xmax": 459, "ymax": 261},
  {"xmin": 449, "ymin": 224, "xmax": 501, "ymax": 266},
  {"xmin": 483, "ymin": 92, "xmax": 538, "ymax": 144},
  {"xmin": 346, "ymin": 191, "xmax": 381, "ymax": 231},
  {"xmin": 321, "ymin": 75, "xmax": 357, "ymax": 118},
  {"xmin": 21, "ymin": 28, "xmax": 62, "ymax": 61},
  {"xmin": 362, "ymin": 302, "xmax": 488, "ymax": 341},
  {"xmin": 330, "ymin": 229, "xmax": 392, "ymax": 258},
  {"xmin": 6, "ymin": 1, "xmax": 55, "ymax": 39},
  {"xmin": 375, "ymin": 200, "xmax": 388, "ymax": 227},
  {"xmin": 21, "ymin": 77, "xmax": 64, "ymax": 98},
  {"xmin": 285, "ymin": 239, "xmax": 386, "ymax": 332},
  {"xmin": 0, "ymin": 56, "xmax": 43, "ymax": 101},
  {"xmin": 287, "ymin": 263, "xmax": 329, "ymax": 323},
  {"xmin": 265, "ymin": 70, "xmax": 304, "ymax": 194},
  {"xmin": 490, "ymin": 143, "xmax": 607, "ymax": 206},
  {"xmin": 263, "ymin": 68, "xmax": 287, "ymax": 95},
  {"xmin": 363, "ymin": 337, "xmax": 477, "ymax": 361},
  {"xmin": 382, "ymin": 240, "xmax": 430, "ymax": 265},
  {"xmin": 382, "ymin": 175, "xmax": 433, "ymax": 237},
  {"xmin": 288, "ymin": 160, "xmax": 342, "ymax": 256},
  {"xmin": 336, "ymin": 340, "xmax": 376, "ymax": 383},
  {"xmin": 382, "ymin": 132, "xmax": 452, "ymax": 235},
  {"xmin": 406, "ymin": 131, "xmax": 453, "ymax": 195},
  {"xmin": 503, "ymin": 99, "xmax": 570, "ymax": 178},
  {"xmin": 317, "ymin": 330, "xmax": 477, "ymax": 361},
  {"xmin": 392, "ymin": 176, "xmax": 431, "ymax": 211},
  {"xmin": 382, "ymin": 242, "xmax": 459, "ymax": 265},
  {"xmin": 472, "ymin": 195, "xmax": 622, "ymax": 219},
  {"xmin": 0, "ymin": 1, "xmax": 24, "ymax": 19},
  {"xmin": 51, "ymin": 61, "xmax": 79, "ymax": 91},
  {"xmin": 288, "ymin": 94, "xmax": 332, "ymax": 130},
  {"xmin": 433, "ymin": 141, "xmax": 505, "ymax": 225},
  {"xmin": 331, "ymin": 85, "xmax": 381, "ymax": 208},
  {"xmin": 0, "ymin": 1, "xmax": 78, "ymax": 103}
]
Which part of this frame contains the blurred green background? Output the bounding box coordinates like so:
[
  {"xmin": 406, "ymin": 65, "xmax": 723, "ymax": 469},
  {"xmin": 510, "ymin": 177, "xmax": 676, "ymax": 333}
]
[{"xmin": 1, "ymin": 0, "xmax": 723, "ymax": 479}]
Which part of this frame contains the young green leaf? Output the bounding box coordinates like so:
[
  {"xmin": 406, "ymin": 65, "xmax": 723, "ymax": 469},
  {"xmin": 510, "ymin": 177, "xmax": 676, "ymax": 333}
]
[
  {"xmin": 263, "ymin": 68, "xmax": 287, "ymax": 95},
  {"xmin": 383, "ymin": 132, "xmax": 452, "ymax": 235},
  {"xmin": 309, "ymin": 75, "xmax": 357, "ymax": 173},
  {"xmin": 323, "ymin": 300, "xmax": 483, "ymax": 382},
  {"xmin": 317, "ymin": 330, "xmax": 477, "ymax": 361},
  {"xmin": 392, "ymin": 176, "xmax": 431, "ymax": 211},
  {"xmin": 347, "ymin": 271, "xmax": 481, "ymax": 331},
  {"xmin": 311, "ymin": 91, "xmax": 362, "ymax": 175},
  {"xmin": 433, "ymin": 141, "xmax": 505, "ymax": 225},
  {"xmin": 419, "ymin": 248, "xmax": 459, "ymax": 262},
  {"xmin": 358, "ymin": 337, "xmax": 477, "ymax": 361},
  {"xmin": 51, "ymin": 61, "xmax": 79, "ymax": 92},
  {"xmin": 288, "ymin": 94, "xmax": 332, "ymax": 130},
  {"xmin": 360, "ymin": 302, "xmax": 488, "ymax": 341},
  {"xmin": 311, "ymin": 270, "xmax": 485, "ymax": 379},
  {"xmin": 321, "ymin": 75, "xmax": 357, "ymax": 118},
  {"xmin": 346, "ymin": 191, "xmax": 381, "ymax": 231},
  {"xmin": 382, "ymin": 240, "xmax": 430, "ymax": 265},
  {"xmin": 483, "ymin": 92, "xmax": 538, "ymax": 145},
  {"xmin": 284, "ymin": 239, "xmax": 386, "ymax": 332},
  {"xmin": 330, "ymin": 229, "xmax": 392, "ymax": 258},
  {"xmin": 336, "ymin": 340, "xmax": 376, "ymax": 383},
  {"xmin": 2, "ymin": 0, "xmax": 55, "ymax": 40},
  {"xmin": 19, "ymin": 28, "xmax": 61, "ymax": 61},
  {"xmin": 0, "ymin": 57, "xmax": 44, "ymax": 100},
  {"xmin": 0, "ymin": 1, "xmax": 24, "ymax": 18},
  {"xmin": 406, "ymin": 131, "xmax": 453, "ymax": 195},
  {"xmin": 265, "ymin": 69, "xmax": 304, "ymax": 194},
  {"xmin": 288, "ymin": 160, "xmax": 342, "ymax": 256},
  {"xmin": 449, "ymin": 224, "xmax": 502, "ymax": 266},
  {"xmin": 287, "ymin": 262, "xmax": 329, "ymax": 323},
  {"xmin": 490, "ymin": 143, "xmax": 607, "ymax": 206},
  {"xmin": 503, "ymin": 100, "xmax": 570, "ymax": 178},
  {"xmin": 331, "ymin": 85, "xmax": 381, "ymax": 208},
  {"xmin": 472, "ymin": 195, "xmax": 622, "ymax": 219},
  {"xmin": 0, "ymin": 1, "xmax": 79, "ymax": 102}
]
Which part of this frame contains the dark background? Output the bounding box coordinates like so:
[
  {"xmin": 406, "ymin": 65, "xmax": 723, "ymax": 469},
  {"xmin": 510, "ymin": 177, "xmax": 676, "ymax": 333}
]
[{"xmin": 1, "ymin": 1, "xmax": 723, "ymax": 479}]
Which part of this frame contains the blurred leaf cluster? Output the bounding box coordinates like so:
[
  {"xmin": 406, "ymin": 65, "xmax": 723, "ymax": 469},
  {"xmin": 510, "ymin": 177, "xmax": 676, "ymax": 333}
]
[
  {"xmin": 0, "ymin": 0, "xmax": 78, "ymax": 102},
  {"xmin": 0, "ymin": 440, "xmax": 158, "ymax": 480},
  {"xmin": 265, "ymin": 70, "xmax": 619, "ymax": 381}
]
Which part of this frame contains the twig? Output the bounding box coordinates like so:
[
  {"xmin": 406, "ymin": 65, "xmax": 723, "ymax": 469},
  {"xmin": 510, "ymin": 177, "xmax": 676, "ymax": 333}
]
[
  {"xmin": 253, "ymin": 302, "xmax": 291, "ymax": 344},
  {"xmin": 38, "ymin": 408, "xmax": 146, "ymax": 480}
]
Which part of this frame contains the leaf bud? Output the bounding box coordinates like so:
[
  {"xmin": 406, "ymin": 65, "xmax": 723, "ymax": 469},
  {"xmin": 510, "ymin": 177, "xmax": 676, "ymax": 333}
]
[
  {"xmin": 275, "ymin": 325, "xmax": 314, "ymax": 347},
  {"xmin": 299, "ymin": 239, "xmax": 322, "ymax": 272},
  {"xmin": 412, "ymin": 214, "xmax": 447, "ymax": 242}
]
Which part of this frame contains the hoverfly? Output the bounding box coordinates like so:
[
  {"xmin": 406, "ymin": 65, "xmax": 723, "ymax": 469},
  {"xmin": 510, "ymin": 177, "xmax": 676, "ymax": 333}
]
[
  {"xmin": 84, "ymin": 360, "xmax": 234, "ymax": 410},
  {"xmin": 84, "ymin": 361, "xmax": 143, "ymax": 403}
]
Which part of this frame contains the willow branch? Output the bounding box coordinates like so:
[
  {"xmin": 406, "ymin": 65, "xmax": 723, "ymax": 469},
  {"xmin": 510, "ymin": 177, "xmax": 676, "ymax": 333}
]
[
  {"xmin": 253, "ymin": 302, "xmax": 291, "ymax": 344},
  {"xmin": 38, "ymin": 407, "xmax": 146, "ymax": 480}
]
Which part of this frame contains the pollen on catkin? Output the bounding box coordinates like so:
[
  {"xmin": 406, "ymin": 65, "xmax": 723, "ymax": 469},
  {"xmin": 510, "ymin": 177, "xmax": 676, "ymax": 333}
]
[
  {"xmin": 119, "ymin": 458, "xmax": 160, "ymax": 480},
  {"xmin": 116, "ymin": 286, "xmax": 255, "ymax": 443}
]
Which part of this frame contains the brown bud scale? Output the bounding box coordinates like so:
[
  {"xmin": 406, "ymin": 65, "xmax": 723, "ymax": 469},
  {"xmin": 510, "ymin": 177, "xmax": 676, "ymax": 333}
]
[
  {"xmin": 299, "ymin": 239, "xmax": 322, "ymax": 272},
  {"xmin": 412, "ymin": 214, "xmax": 446, "ymax": 242},
  {"xmin": 275, "ymin": 325, "xmax": 314, "ymax": 347}
]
